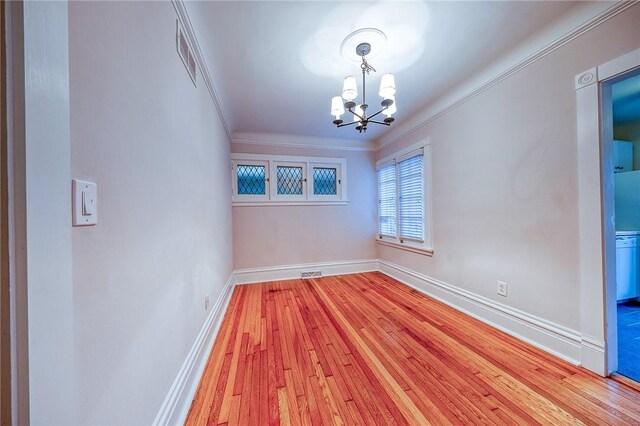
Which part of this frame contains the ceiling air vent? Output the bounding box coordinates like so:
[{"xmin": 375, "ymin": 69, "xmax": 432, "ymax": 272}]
[{"xmin": 176, "ymin": 19, "xmax": 197, "ymax": 86}]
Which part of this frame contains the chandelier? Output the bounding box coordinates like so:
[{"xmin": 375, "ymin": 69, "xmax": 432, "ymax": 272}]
[{"xmin": 331, "ymin": 42, "xmax": 396, "ymax": 133}]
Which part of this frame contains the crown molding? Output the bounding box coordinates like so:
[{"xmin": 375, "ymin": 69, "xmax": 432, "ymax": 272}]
[
  {"xmin": 375, "ymin": 1, "xmax": 636, "ymax": 151},
  {"xmin": 171, "ymin": 0, "xmax": 231, "ymax": 141},
  {"xmin": 231, "ymin": 131, "xmax": 377, "ymax": 152}
]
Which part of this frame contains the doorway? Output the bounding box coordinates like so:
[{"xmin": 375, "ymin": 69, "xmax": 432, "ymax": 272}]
[
  {"xmin": 609, "ymin": 70, "xmax": 640, "ymax": 382},
  {"xmin": 575, "ymin": 48, "xmax": 640, "ymax": 377}
]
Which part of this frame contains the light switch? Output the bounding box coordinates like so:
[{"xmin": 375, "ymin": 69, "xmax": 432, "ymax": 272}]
[
  {"xmin": 82, "ymin": 190, "xmax": 95, "ymax": 215},
  {"xmin": 73, "ymin": 179, "xmax": 98, "ymax": 226}
]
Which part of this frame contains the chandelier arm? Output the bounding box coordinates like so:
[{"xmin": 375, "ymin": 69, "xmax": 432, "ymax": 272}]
[
  {"xmin": 337, "ymin": 121, "xmax": 358, "ymax": 128},
  {"xmin": 368, "ymin": 120, "xmax": 391, "ymax": 126},
  {"xmin": 347, "ymin": 108, "xmax": 365, "ymax": 121},
  {"xmin": 366, "ymin": 108, "xmax": 387, "ymax": 121}
]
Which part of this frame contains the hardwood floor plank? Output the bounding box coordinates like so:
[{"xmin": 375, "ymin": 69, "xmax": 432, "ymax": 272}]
[
  {"xmin": 324, "ymin": 375, "xmax": 353, "ymax": 425},
  {"xmin": 344, "ymin": 399, "xmax": 364, "ymax": 425},
  {"xmin": 298, "ymin": 370, "xmax": 320, "ymax": 426},
  {"xmin": 396, "ymin": 334, "xmax": 520, "ymax": 424},
  {"xmin": 342, "ymin": 358, "xmax": 400, "ymax": 425},
  {"xmin": 236, "ymin": 337, "xmax": 253, "ymax": 426},
  {"xmin": 186, "ymin": 286, "xmax": 244, "ymax": 424},
  {"xmin": 322, "ymin": 343, "xmax": 353, "ymax": 402},
  {"xmin": 224, "ymin": 394, "xmax": 242, "ymax": 426},
  {"xmin": 313, "ymin": 280, "xmax": 430, "ymax": 425},
  {"xmin": 204, "ymin": 352, "xmax": 233, "ymax": 426},
  {"xmin": 185, "ymin": 273, "xmax": 640, "ymax": 425},
  {"xmin": 276, "ymin": 388, "xmax": 291, "ymax": 426},
  {"xmin": 283, "ymin": 369, "xmax": 303, "ymax": 426}
]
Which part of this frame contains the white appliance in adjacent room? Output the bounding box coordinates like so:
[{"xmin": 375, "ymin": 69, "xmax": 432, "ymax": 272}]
[{"xmin": 616, "ymin": 231, "xmax": 640, "ymax": 301}]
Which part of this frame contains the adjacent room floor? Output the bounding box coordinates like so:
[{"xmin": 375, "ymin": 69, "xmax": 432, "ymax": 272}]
[
  {"xmin": 618, "ymin": 300, "xmax": 640, "ymax": 383},
  {"xmin": 187, "ymin": 272, "xmax": 640, "ymax": 425}
]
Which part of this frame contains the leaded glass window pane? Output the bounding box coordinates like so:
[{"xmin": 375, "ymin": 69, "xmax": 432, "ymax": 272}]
[
  {"xmin": 277, "ymin": 166, "xmax": 303, "ymax": 195},
  {"xmin": 313, "ymin": 167, "xmax": 337, "ymax": 195},
  {"xmin": 237, "ymin": 164, "xmax": 266, "ymax": 195}
]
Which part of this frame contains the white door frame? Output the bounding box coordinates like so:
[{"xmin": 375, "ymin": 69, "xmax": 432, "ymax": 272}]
[
  {"xmin": 576, "ymin": 47, "xmax": 640, "ymax": 376},
  {"xmin": 4, "ymin": 1, "xmax": 74, "ymax": 422},
  {"xmin": 4, "ymin": 2, "xmax": 29, "ymax": 423}
]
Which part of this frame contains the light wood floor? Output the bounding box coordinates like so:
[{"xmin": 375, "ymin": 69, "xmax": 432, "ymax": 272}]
[{"xmin": 185, "ymin": 272, "xmax": 640, "ymax": 425}]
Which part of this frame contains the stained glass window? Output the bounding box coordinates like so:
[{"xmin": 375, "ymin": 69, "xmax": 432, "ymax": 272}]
[
  {"xmin": 232, "ymin": 155, "xmax": 347, "ymax": 204},
  {"xmin": 277, "ymin": 166, "xmax": 303, "ymax": 195},
  {"xmin": 237, "ymin": 164, "xmax": 266, "ymax": 195},
  {"xmin": 313, "ymin": 167, "xmax": 337, "ymax": 195}
]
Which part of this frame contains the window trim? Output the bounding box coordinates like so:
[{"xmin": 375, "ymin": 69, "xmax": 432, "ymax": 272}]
[
  {"xmin": 231, "ymin": 159, "xmax": 270, "ymax": 202},
  {"xmin": 231, "ymin": 153, "xmax": 348, "ymax": 206},
  {"xmin": 376, "ymin": 237, "xmax": 434, "ymax": 256},
  {"xmin": 308, "ymin": 162, "xmax": 343, "ymax": 202},
  {"xmin": 376, "ymin": 139, "xmax": 433, "ymax": 251},
  {"xmin": 272, "ymin": 161, "xmax": 307, "ymax": 200}
]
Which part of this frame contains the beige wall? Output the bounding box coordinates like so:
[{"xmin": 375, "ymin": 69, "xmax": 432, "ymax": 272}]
[
  {"xmin": 378, "ymin": 5, "xmax": 640, "ymax": 332},
  {"xmin": 232, "ymin": 143, "xmax": 376, "ymax": 269},
  {"xmin": 69, "ymin": 2, "xmax": 233, "ymax": 424}
]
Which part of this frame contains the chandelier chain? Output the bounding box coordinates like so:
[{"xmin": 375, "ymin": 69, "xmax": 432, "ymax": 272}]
[{"xmin": 360, "ymin": 55, "xmax": 376, "ymax": 75}]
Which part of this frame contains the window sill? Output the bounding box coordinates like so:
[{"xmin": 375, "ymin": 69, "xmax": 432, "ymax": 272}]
[
  {"xmin": 233, "ymin": 200, "xmax": 348, "ymax": 207},
  {"xmin": 376, "ymin": 238, "xmax": 434, "ymax": 256}
]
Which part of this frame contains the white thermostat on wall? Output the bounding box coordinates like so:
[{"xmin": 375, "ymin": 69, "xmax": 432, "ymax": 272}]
[{"xmin": 72, "ymin": 179, "xmax": 98, "ymax": 226}]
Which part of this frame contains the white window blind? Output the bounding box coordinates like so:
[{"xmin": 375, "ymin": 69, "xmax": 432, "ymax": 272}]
[
  {"xmin": 378, "ymin": 163, "xmax": 397, "ymax": 237},
  {"xmin": 398, "ymin": 154, "xmax": 424, "ymax": 242}
]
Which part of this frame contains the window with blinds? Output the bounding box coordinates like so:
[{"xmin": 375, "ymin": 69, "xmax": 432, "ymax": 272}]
[
  {"xmin": 377, "ymin": 150, "xmax": 425, "ymax": 244},
  {"xmin": 398, "ymin": 154, "xmax": 424, "ymax": 242},
  {"xmin": 378, "ymin": 164, "xmax": 397, "ymax": 237}
]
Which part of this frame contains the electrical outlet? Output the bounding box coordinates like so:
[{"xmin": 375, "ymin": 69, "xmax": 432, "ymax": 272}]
[
  {"xmin": 205, "ymin": 295, "xmax": 210, "ymax": 311},
  {"xmin": 497, "ymin": 281, "xmax": 507, "ymax": 297}
]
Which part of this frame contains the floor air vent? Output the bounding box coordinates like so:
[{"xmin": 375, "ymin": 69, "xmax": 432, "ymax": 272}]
[{"xmin": 301, "ymin": 271, "xmax": 322, "ymax": 279}]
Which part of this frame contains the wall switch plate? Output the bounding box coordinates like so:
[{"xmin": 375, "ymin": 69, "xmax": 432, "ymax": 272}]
[
  {"xmin": 497, "ymin": 281, "xmax": 508, "ymax": 297},
  {"xmin": 205, "ymin": 295, "xmax": 210, "ymax": 311},
  {"xmin": 72, "ymin": 179, "xmax": 98, "ymax": 226}
]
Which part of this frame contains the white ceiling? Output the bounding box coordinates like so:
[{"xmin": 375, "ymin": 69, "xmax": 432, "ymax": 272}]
[{"xmin": 187, "ymin": 1, "xmax": 581, "ymax": 144}]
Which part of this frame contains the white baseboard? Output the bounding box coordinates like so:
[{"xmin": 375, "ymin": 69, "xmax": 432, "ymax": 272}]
[
  {"xmin": 580, "ymin": 336, "xmax": 606, "ymax": 375},
  {"xmin": 153, "ymin": 273, "xmax": 236, "ymax": 426},
  {"xmin": 378, "ymin": 259, "xmax": 583, "ymax": 366},
  {"xmin": 233, "ymin": 259, "xmax": 379, "ymax": 285}
]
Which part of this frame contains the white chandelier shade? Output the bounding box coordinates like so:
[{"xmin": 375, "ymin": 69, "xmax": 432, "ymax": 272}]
[
  {"xmin": 379, "ymin": 73, "xmax": 396, "ymax": 99},
  {"xmin": 342, "ymin": 76, "xmax": 358, "ymax": 101},
  {"xmin": 353, "ymin": 105, "xmax": 365, "ymax": 122},
  {"xmin": 331, "ymin": 96, "xmax": 345, "ymax": 119}
]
